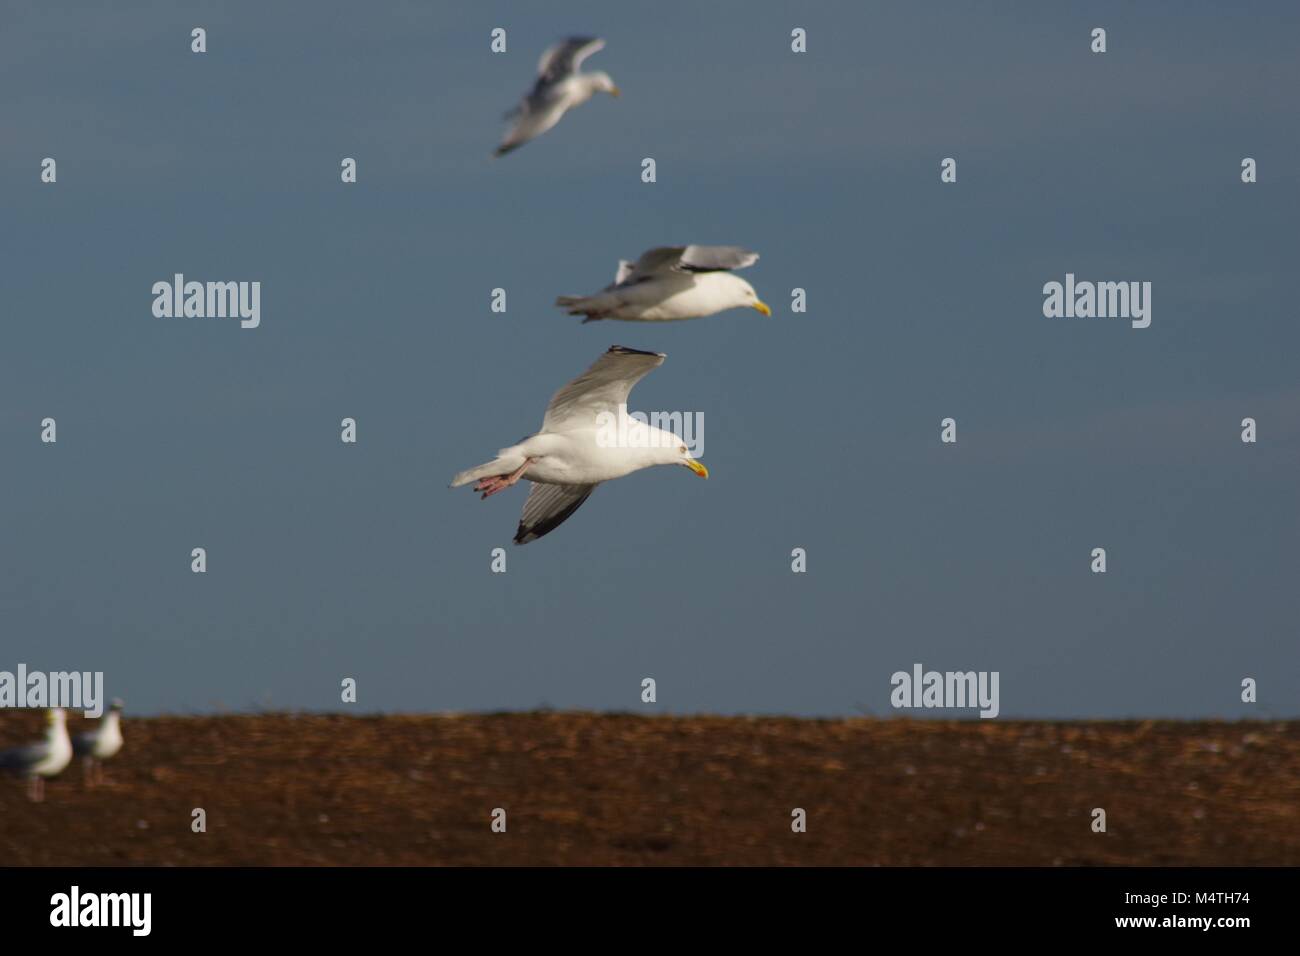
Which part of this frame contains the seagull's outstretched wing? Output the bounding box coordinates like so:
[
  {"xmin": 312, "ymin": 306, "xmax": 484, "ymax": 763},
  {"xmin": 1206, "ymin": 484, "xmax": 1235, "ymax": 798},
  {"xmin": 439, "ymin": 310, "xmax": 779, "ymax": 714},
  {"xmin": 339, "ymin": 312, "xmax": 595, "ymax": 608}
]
[
  {"xmin": 542, "ymin": 345, "xmax": 665, "ymax": 431},
  {"xmin": 618, "ymin": 245, "xmax": 760, "ymax": 286},
  {"xmin": 677, "ymin": 245, "xmax": 760, "ymax": 272},
  {"xmin": 537, "ymin": 36, "xmax": 605, "ymax": 83},
  {"xmin": 495, "ymin": 106, "xmax": 560, "ymax": 157},
  {"xmin": 515, "ymin": 482, "xmax": 598, "ymax": 544}
]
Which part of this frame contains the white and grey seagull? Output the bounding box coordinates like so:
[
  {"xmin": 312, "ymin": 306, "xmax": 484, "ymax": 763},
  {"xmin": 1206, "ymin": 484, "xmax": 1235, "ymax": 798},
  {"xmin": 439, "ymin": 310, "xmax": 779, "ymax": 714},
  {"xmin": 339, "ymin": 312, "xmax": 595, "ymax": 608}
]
[
  {"xmin": 450, "ymin": 346, "xmax": 708, "ymax": 544},
  {"xmin": 73, "ymin": 698, "xmax": 124, "ymax": 786},
  {"xmin": 0, "ymin": 708, "xmax": 72, "ymax": 802},
  {"xmin": 556, "ymin": 245, "xmax": 771, "ymax": 322},
  {"xmin": 494, "ymin": 36, "xmax": 620, "ymax": 157}
]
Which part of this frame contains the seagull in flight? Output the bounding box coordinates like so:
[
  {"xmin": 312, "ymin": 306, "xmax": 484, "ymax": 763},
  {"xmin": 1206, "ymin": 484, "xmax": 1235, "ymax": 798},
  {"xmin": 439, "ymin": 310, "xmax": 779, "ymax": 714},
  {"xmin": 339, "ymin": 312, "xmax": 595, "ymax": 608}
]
[
  {"xmin": 450, "ymin": 346, "xmax": 708, "ymax": 544},
  {"xmin": 495, "ymin": 37, "xmax": 620, "ymax": 157},
  {"xmin": 556, "ymin": 245, "xmax": 771, "ymax": 322}
]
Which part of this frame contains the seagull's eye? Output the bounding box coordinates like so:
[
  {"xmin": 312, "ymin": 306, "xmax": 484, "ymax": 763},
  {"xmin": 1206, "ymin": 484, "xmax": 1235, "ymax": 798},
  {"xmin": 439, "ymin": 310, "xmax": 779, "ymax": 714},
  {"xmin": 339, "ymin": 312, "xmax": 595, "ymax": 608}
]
[{"xmin": 679, "ymin": 446, "xmax": 687, "ymax": 454}]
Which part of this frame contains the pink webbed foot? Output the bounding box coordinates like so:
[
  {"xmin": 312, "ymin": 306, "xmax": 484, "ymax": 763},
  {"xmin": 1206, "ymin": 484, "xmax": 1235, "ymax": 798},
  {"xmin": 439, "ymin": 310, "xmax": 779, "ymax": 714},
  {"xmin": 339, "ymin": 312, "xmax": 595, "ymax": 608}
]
[
  {"xmin": 475, "ymin": 476, "xmax": 510, "ymax": 499},
  {"xmin": 475, "ymin": 459, "xmax": 533, "ymax": 500}
]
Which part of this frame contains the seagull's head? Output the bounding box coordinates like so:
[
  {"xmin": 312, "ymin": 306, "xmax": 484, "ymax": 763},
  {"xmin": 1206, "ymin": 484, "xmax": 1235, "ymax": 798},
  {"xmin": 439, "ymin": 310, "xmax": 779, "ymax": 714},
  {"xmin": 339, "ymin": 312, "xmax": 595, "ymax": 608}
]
[
  {"xmin": 591, "ymin": 72, "xmax": 620, "ymax": 97},
  {"xmin": 733, "ymin": 278, "xmax": 771, "ymax": 317},
  {"xmin": 109, "ymin": 699, "xmax": 125, "ymax": 713},
  {"xmin": 673, "ymin": 442, "xmax": 709, "ymax": 479},
  {"xmin": 46, "ymin": 709, "xmax": 66, "ymax": 727}
]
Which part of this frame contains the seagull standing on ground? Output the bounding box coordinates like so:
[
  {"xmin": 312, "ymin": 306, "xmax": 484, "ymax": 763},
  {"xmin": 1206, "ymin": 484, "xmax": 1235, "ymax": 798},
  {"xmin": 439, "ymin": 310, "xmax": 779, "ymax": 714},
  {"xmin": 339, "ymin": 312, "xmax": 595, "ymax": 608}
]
[
  {"xmin": 495, "ymin": 37, "xmax": 620, "ymax": 157},
  {"xmin": 450, "ymin": 346, "xmax": 708, "ymax": 544},
  {"xmin": 0, "ymin": 709, "xmax": 72, "ymax": 802},
  {"xmin": 73, "ymin": 698, "xmax": 124, "ymax": 786},
  {"xmin": 556, "ymin": 246, "xmax": 771, "ymax": 322}
]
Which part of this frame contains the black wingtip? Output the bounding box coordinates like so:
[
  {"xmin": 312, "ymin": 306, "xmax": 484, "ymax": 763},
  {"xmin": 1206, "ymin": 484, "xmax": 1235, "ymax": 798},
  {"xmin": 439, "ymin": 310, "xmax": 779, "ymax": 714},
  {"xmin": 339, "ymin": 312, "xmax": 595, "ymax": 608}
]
[
  {"xmin": 607, "ymin": 345, "xmax": 666, "ymax": 358},
  {"xmin": 513, "ymin": 487, "xmax": 597, "ymax": 545}
]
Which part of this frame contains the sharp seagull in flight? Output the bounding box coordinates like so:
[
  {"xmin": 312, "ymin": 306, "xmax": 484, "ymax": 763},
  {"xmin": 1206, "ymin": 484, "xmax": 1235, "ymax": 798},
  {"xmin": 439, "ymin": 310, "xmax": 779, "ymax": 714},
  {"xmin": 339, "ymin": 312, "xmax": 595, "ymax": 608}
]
[
  {"xmin": 450, "ymin": 346, "xmax": 708, "ymax": 544},
  {"xmin": 495, "ymin": 37, "xmax": 620, "ymax": 157},
  {"xmin": 0, "ymin": 708, "xmax": 72, "ymax": 802},
  {"xmin": 556, "ymin": 245, "xmax": 771, "ymax": 322}
]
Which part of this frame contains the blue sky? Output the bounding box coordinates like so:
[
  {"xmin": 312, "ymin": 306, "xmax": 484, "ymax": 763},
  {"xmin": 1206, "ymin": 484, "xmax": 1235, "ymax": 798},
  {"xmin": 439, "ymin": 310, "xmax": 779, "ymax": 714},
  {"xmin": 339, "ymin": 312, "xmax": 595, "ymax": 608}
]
[{"xmin": 2, "ymin": 1, "xmax": 1297, "ymax": 718}]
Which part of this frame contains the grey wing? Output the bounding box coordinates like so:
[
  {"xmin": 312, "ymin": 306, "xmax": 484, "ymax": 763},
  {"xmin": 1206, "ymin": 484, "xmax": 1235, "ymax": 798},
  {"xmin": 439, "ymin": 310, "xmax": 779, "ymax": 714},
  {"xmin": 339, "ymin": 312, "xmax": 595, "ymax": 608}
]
[
  {"xmin": 542, "ymin": 345, "xmax": 665, "ymax": 431},
  {"xmin": 621, "ymin": 246, "xmax": 688, "ymax": 283},
  {"xmin": 678, "ymin": 245, "xmax": 760, "ymax": 272},
  {"xmin": 495, "ymin": 95, "xmax": 563, "ymax": 156},
  {"xmin": 619, "ymin": 245, "xmax": 758, "ymax": 286},
  {"xmin": 537, "ymin": 37, "xmax": 605, "ymax": 82},
  {"xmin": 515, "ymin": 482, "xmax": 598, "ymax": 544},
  {"xmin": 0, "ymin": 742, "xmax": 43, "ymax": 773}
]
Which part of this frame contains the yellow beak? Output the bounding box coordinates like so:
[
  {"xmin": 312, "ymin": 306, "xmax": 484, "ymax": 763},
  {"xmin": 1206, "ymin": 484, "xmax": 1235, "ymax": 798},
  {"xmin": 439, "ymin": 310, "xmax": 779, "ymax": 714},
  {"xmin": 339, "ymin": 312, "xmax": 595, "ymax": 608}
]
[
  {"xmin": 753, "ymin": 300, "xmax": 772, "ymax": 316},
  {"xmin": 685, "ymin": 459, "xmax": 709, "ymax": 479},
  {"xmin": 610, "ymin": 86, "xmax": 621, "ymax": 98}
]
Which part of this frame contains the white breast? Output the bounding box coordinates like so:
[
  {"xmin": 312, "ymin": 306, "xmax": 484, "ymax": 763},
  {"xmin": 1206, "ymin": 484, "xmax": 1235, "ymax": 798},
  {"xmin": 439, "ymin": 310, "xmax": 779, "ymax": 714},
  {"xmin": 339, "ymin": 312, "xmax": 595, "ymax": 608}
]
[{"xmin": 36, "ymin": 721, "xmax": 72, "ymax": 777}]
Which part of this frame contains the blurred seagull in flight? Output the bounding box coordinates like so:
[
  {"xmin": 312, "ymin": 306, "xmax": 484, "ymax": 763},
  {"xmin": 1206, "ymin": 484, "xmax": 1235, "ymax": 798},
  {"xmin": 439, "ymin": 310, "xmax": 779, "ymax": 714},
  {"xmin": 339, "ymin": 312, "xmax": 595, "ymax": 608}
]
[
  {"xmin": 556, "ymin": 246, "xmax": 771, "ymax": 322},
  {"xmin": 0, "ymin": 708, "xmax": 72, "ymax": 802},
  {"xmin": 73, "ymin": 698, "xmax": 124, "ymax": 786},
  {"xmin": 495, "ymin": 37, "xmax": 619, "ymax": 157},
  {"xmin": 450, "ymin": 346, "xmax": 708, "ymax": 544}
]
